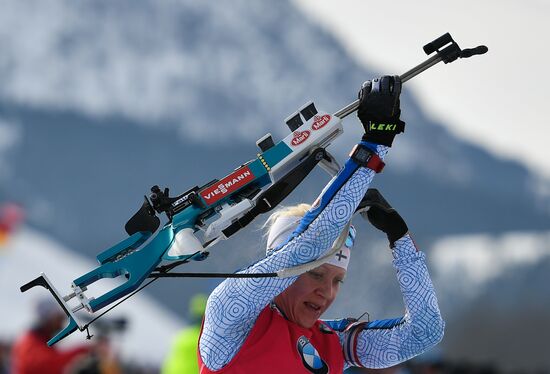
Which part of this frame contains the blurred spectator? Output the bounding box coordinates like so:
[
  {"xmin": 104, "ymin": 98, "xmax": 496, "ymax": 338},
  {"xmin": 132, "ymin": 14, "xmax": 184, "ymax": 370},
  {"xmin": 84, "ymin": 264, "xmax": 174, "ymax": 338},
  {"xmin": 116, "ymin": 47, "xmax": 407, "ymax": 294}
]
[
  {"xmin": 0, "ymin": 202, "xmax": 24, "ymax": 246},
  {"xmin": 69, "ymin": 318, "xmax": 127, "ymax": 374},
  {"xmin": 0, "ymin": 340, "xmax": 10, "ymax": 374},
  {"xmin": 10, "ymin": 298, "xmax": 91, "ymax": 374},
  {"xmin": 161, "ymin": 294, "xmax": 207, "ymax": 374}
]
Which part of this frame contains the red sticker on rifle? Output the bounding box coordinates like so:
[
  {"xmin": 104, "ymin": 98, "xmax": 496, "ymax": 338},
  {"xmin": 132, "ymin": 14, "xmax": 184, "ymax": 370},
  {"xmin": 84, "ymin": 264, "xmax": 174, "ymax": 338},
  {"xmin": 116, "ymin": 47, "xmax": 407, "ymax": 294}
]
[
  {"xmin": 290, "ymin": 130, "xmax": 311, "ymax": 146},
  {"xmin": 200, "ymin": 166, "xmax": 255, "ymax": 205},
  {"xmin": 311, "ymin": 114, "xmax": 331, "ymax": 130}
]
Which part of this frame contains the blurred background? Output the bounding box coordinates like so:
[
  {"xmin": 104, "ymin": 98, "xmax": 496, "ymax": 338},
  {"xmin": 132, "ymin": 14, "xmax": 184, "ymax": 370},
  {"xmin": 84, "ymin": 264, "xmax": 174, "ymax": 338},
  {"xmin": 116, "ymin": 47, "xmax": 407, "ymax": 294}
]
[{"xmin": 1, "ymin": 0, "xmax": 549, "ymax": 373}]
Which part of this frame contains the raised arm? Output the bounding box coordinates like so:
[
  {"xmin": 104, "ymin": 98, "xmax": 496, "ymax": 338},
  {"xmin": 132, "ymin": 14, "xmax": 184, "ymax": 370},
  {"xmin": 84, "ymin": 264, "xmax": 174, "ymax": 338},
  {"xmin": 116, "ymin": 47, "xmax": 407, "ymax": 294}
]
[{"xmin": 339, "ymin": 190, "xmax": 445, "ymax": 369}]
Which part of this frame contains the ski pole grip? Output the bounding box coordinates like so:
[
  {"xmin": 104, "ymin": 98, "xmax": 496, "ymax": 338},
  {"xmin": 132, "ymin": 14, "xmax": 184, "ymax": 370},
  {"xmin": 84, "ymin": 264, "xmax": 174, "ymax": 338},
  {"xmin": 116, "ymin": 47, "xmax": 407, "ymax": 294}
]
[{"xmin": 460, "ymin": 45, "xmax": 488, "ymax": 58}]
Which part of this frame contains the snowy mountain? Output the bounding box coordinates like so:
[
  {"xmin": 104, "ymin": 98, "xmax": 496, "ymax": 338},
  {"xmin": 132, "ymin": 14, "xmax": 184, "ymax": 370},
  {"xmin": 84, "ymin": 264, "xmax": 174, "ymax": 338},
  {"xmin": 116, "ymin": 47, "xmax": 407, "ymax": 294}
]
[
  {"xmin": 1, "ymin": 0, "xmax": 549, "ymax": 371},
  {"xmin": 1, "ymin": 0, "xmax": 547, "ymax": 250},
  {"xmin": 0, "ymin": 0, "xmax": 365, "ymax": 142}
]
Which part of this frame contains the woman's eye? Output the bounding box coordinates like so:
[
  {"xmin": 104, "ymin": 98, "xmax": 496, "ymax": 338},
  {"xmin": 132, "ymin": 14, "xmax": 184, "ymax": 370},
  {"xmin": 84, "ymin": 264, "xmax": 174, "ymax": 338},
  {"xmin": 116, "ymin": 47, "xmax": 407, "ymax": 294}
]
[{"xmin": 308, "ymin": 272, "xmax": 323, "ymax": 280}]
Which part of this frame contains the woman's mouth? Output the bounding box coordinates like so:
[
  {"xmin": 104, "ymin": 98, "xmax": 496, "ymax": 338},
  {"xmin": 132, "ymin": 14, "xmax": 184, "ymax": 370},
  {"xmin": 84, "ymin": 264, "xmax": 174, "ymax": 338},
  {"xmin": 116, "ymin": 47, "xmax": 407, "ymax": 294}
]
[{"xmin": 305, "ymin": 302, "xmax": 322, "ymax": 312}]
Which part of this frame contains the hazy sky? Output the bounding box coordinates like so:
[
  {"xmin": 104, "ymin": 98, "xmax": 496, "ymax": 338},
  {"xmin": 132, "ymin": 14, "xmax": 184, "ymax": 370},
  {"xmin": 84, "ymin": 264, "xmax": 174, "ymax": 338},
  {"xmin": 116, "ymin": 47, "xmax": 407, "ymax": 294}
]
[{"xmin": 293, "ymin": 0, "xmax": 550, "ymax": 179}]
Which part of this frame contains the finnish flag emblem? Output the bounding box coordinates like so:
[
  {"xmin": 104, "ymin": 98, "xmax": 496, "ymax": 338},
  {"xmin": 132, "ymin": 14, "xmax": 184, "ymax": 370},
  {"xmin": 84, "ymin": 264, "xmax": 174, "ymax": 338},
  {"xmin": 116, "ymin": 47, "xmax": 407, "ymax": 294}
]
[{"xmin": 296, "ymin": 336, "xmax": 329, "ymax": 374}]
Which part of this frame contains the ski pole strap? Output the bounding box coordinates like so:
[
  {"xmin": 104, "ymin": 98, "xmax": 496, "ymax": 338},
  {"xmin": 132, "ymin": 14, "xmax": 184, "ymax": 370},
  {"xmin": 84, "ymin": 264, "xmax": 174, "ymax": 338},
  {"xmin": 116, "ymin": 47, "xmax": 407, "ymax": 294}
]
[{"xmin": 349, "ymin": 144, "xmax": 385, "ymax": 173}]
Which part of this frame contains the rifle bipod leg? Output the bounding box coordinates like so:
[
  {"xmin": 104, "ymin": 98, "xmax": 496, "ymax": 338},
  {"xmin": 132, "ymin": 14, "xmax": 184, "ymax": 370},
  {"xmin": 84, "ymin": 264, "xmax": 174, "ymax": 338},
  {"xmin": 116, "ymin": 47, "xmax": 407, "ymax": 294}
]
[
  {"xmin": 72, "ymin": 226, "xmax": 174, "ymax": 312},
  {"xmin": 20, "ymin": 273, "xmax": 81, "ymax": 346},
  {"xmin": 20, "ymin": 226, "xmax": 175, "ymax": 345}
]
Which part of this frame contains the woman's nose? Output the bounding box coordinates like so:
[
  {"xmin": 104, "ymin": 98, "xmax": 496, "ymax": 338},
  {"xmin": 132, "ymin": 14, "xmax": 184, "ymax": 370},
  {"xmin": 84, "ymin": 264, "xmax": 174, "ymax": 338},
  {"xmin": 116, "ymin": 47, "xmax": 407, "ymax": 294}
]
[{"xmin": 316, "ymin": 280, "xmax": 335, "ymax": 300}]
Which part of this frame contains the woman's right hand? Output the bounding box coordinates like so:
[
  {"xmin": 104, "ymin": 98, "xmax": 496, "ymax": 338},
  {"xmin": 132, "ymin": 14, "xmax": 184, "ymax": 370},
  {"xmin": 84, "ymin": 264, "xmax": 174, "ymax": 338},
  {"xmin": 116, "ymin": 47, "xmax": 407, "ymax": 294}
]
[{"xmin": 357, "ymin": 75, "xmax": 405, "ymax": 147}]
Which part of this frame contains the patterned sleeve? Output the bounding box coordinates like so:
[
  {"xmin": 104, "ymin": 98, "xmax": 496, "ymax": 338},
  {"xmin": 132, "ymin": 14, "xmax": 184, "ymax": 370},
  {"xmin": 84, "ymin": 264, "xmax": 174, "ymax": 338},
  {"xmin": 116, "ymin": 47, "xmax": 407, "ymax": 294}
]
[
  {"xmin": 199, "ymin": 144, "xmax": 389, "ymax": 370},
  {"xmin": 340, "ymin": 234, "xmax": 445, "ymax": 369}
]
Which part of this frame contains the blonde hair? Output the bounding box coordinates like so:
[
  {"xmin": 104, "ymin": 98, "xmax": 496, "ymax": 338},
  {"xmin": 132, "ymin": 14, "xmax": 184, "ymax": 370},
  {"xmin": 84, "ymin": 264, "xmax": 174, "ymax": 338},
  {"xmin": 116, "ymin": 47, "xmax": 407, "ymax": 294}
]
[
  {"xmin": 263, "ymin": 203, "xmax": 311, "ymax": 234},
  {"xmin": 262, "ymin": 203, "xmax": 311, "ymax": 255}
]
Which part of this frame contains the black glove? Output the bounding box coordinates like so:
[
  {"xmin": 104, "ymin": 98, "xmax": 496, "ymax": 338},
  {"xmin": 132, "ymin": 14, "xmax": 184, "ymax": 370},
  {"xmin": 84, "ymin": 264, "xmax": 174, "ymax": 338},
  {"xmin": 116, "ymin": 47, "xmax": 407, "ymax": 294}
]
[
  {"xmin": 357, "ymin": 75, "xmax": 405, "ymax": 147},
  {"xmin": 357, "ymin": 188, "xmax": 408, "ymax": 248}
]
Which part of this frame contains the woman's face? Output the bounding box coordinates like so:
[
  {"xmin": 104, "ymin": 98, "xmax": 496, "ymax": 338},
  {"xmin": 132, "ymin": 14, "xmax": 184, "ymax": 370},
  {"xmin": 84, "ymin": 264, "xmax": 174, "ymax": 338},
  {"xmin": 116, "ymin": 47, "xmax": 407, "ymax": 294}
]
[{"xmin": 274, "ymin": 263, "xmax": 346, "ymax": 329}]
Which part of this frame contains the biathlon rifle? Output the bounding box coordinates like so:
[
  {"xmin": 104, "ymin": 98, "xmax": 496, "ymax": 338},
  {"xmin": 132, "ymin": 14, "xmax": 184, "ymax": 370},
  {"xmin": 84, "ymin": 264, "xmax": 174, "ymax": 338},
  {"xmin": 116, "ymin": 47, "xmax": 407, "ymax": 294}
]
[{"xmin": 21, "ymin": 33, "xmax": 487, "ymax": 346}]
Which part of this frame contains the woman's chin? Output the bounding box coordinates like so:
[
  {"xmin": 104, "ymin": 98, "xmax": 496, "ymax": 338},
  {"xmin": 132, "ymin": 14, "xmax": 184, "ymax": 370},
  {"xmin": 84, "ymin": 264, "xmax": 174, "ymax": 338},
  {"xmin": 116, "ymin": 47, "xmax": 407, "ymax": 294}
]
[
  {"xmin": 295, "ymin": 319, "xmax": 316, "ymax": 329},
  {"xmin": 294, "ymin": 309, "xmax": 320, "ymax": 328}
]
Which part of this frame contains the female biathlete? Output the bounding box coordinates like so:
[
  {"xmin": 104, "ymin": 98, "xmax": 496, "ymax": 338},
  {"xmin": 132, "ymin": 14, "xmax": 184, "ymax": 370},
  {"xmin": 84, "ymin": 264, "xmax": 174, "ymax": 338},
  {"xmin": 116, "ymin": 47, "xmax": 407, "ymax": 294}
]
[{"xmin": 198, "ymin": 75, "xmax": 445, "ymax": 373}]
